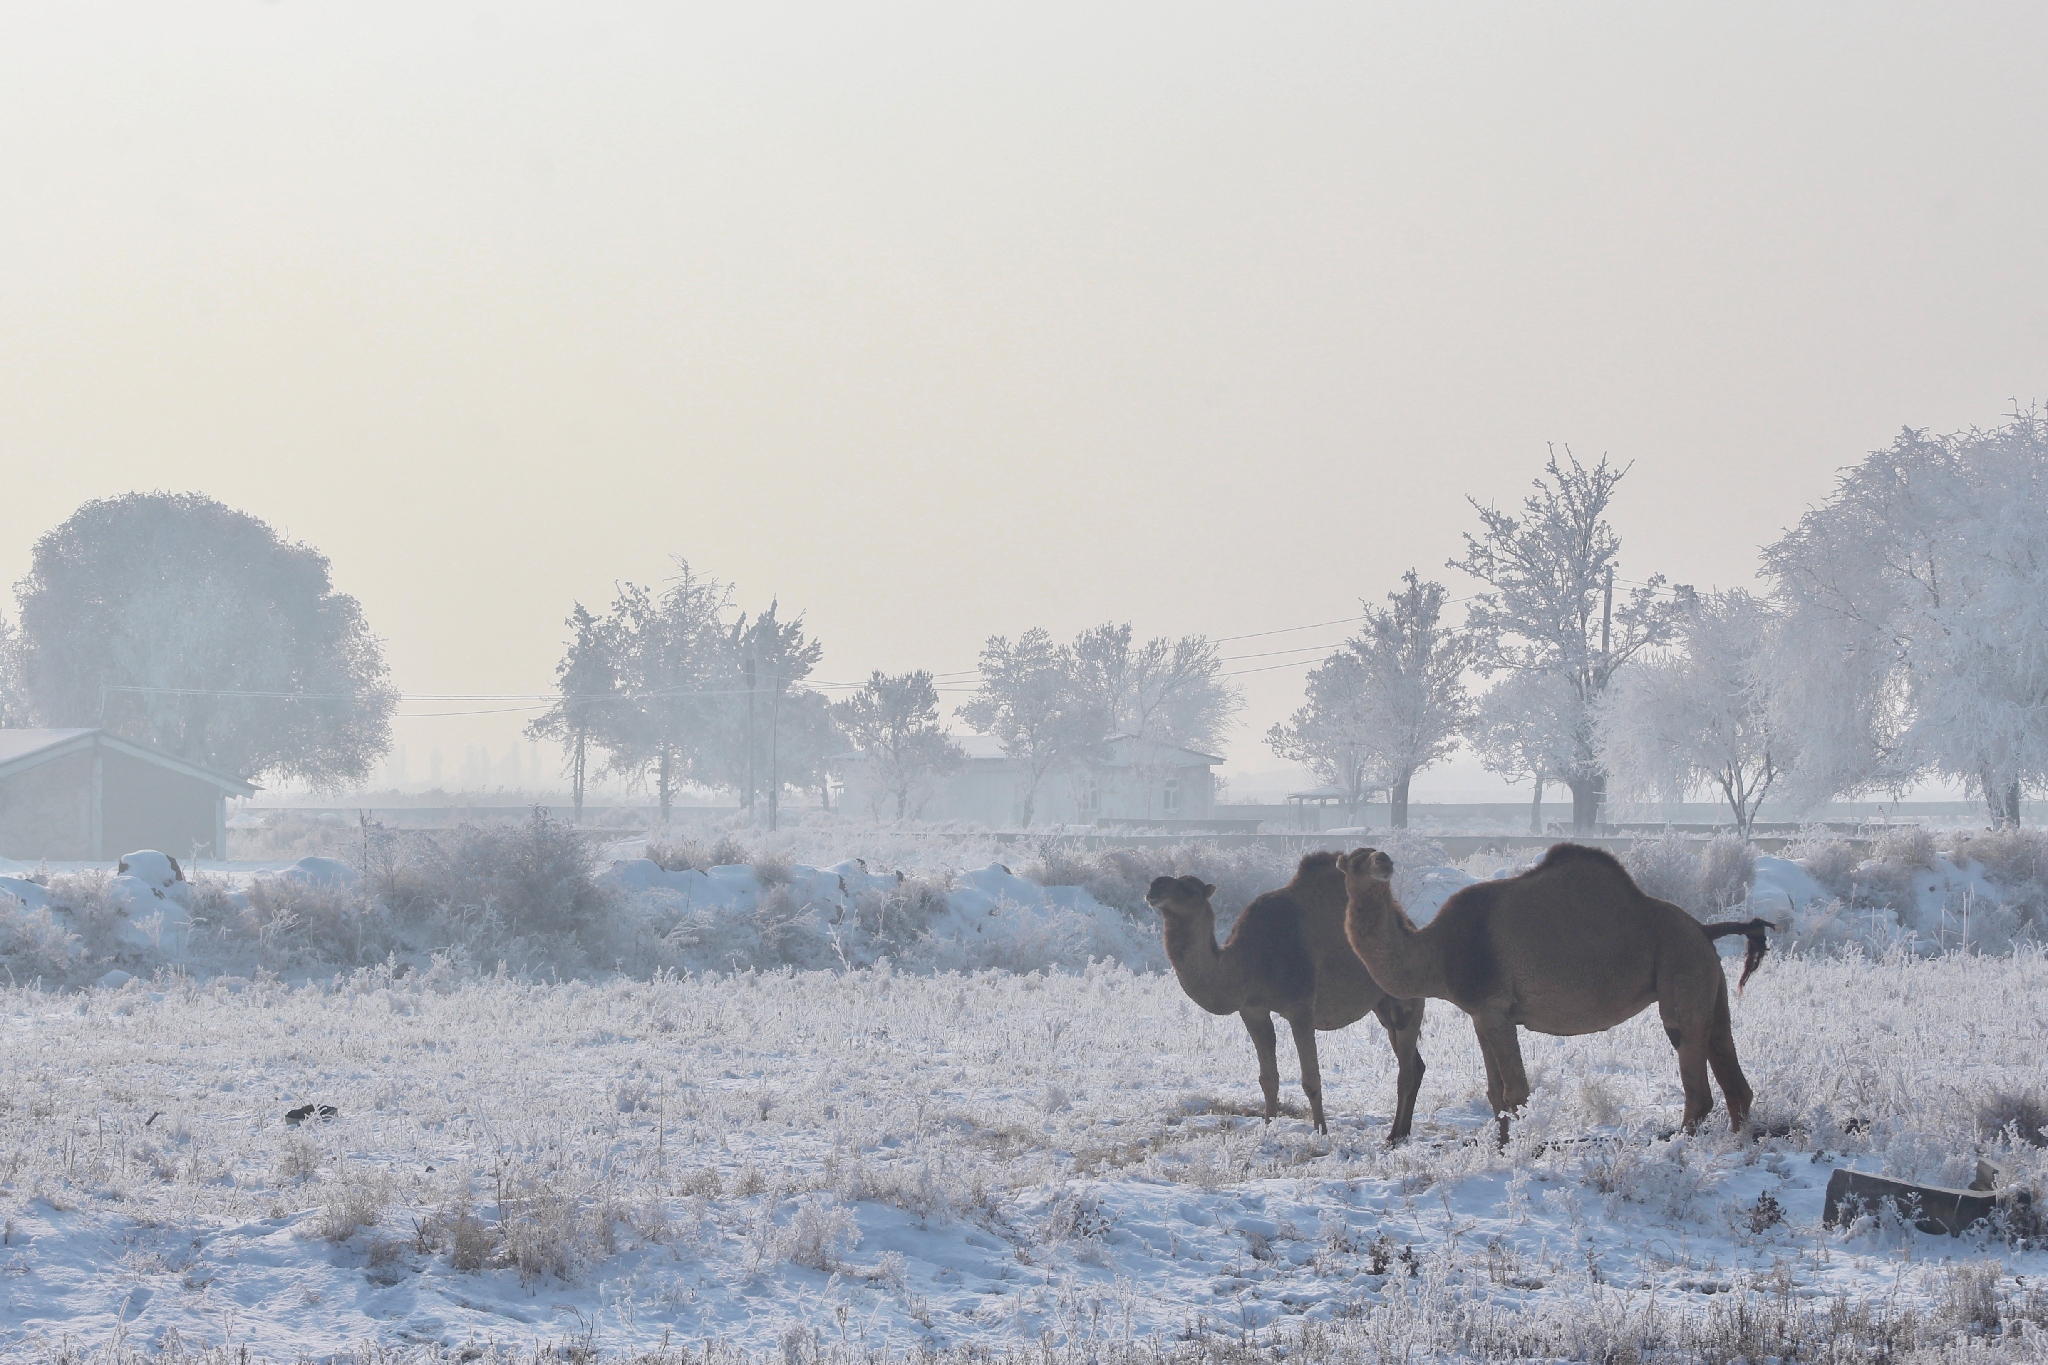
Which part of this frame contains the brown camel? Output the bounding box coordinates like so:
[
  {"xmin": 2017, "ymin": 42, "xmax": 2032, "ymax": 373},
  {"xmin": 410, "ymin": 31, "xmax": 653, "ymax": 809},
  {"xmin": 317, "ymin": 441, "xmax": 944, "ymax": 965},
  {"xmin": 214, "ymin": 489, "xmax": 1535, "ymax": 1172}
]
[
  {"xmin": 1147, "ymin": 852, "xmax": 1428, "ymax": 1139},
  {"xmin": 1338, "ymin": 844, "xmax": 1773, "ymax": 1143}
]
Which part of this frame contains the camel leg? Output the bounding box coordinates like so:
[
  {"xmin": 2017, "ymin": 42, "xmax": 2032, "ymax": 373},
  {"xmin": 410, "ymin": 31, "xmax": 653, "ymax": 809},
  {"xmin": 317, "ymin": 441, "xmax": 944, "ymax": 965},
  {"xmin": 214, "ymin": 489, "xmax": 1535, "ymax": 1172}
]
[
  {"xmin": 1704, "ymin": 980, "xmax": 1754, "ymax": 1134},
  {"xmin": 1241, "ymin": 1010, "xmax": 1281, "ymax": 1121},
  {"xmin": 1375, "ymin": 997, "xmax": 1427, "ymax": 1144},
  {"xmin": 1659, "ymin": 996, "xmax": 1717, "ymax": 1133},
  {"xmin": 1471, "ymin": 1013, "xmax": 1530, "ymax": 1147},
  {"xmin": 1287, "ymin": 1016, "xmax": 1328, "ymax": 1134}
]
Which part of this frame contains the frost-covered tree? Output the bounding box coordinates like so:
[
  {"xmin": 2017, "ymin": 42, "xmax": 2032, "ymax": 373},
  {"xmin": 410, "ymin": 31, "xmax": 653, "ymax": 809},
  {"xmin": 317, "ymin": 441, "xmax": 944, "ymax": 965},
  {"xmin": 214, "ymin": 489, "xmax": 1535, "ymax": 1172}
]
[
  {"xmin": 1267, "ymin": 652, "xmax": 1384, "ymax": 824},
  {"xmin": 1469, "ymin": 670, "xmax": 1580, "ymax": 834},
  {"xmin": 833, "ymin": 671, "xmax": 965, "ymax": 819},
  {"xmin": 1067, "ymin": 624, "xmax": 1241, "ymax": 754},
  {"xmin": 756, "ymin": 687, "xmax": 842, "ymax": 815},
  {"xmin": 724, "ymin": 601, "xmax": 826, "ymax": 831},
  {"xmin": 1453, "ymin": 449, "xmax": 1688, "ymax": 833},
  {"xmin": 1599, "ymin": 590, "xmax": 1790, "ymax": 838},
  {"xmin": 1351, "ymin": 573, "xmax": 1472, "ymax": 828},
  {"xmin": 1764, "ymin": 410, "xmax": 2048, "ymax": 826},
  {"xmin": 595, "ymin": 561, "xmax": 734, "ymax": 826},
  {"xmin": 959, "ymin": 629, "xmax": 1107, "ymax": 826},
  {"xmin": 1267, "ymin": 574, "xmax": 1471, "ymax": 829},
  {"xmin": 525, "ymin": 603, "xmax": 620, "ymax": 823},
  {"xmin": 0, "ymin": 611, "xmax": 26, "ymax": 727},
  {"xmin": 12, "ymin": 493, "xmax": 396, "ymax": 786}
]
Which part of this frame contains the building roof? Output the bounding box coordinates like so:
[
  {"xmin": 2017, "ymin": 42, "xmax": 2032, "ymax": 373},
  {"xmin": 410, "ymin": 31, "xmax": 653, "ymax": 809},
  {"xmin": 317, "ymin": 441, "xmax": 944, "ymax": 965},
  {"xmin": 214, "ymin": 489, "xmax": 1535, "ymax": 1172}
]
[
  {"xmin": 0, "ymin": 728, "xmax": 258, "ymax": 796},
  {"xmin": 946, "ymin": 732, "xmax": 1223, "ymax": 767},
  {"xmin": 1102, "ymin": 734, "xmax": 1225, "ymax": 766},
  {"xmin": 952, "ymin": 733, "xmax": 1010, "ymax": 762}
]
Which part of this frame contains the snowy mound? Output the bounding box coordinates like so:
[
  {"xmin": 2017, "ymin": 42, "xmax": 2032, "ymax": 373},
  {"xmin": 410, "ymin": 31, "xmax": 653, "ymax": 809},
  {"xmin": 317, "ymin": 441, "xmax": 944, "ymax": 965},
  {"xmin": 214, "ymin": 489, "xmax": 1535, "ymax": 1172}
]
[
  {"xmin": 115, "ymin": 849, "xmax": 182, "ymax": 888},
  {"xmin": 603, "ymin": 856, "xmax": 1158, "ymax": 974}
]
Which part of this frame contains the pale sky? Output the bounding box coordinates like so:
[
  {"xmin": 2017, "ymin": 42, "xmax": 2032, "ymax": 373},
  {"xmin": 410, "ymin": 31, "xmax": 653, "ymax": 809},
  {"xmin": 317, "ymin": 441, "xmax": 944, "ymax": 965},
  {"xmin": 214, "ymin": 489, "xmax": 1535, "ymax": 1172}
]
[{"xmin": 2, "ymin": 2, "xmax": 2044, "ymax": 798}]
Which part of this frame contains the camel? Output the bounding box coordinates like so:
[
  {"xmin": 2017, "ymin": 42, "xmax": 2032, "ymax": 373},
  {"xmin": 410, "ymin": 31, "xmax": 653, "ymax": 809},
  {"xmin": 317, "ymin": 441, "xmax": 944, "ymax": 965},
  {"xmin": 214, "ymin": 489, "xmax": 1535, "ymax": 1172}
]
[
  {"xmin": 1146, "ymin": 852, "xmax": 1428, "ymax": 1139},
  {"xmin": 1337, "ymin": 844, "xmax": 1774, "ymax": 1143}
]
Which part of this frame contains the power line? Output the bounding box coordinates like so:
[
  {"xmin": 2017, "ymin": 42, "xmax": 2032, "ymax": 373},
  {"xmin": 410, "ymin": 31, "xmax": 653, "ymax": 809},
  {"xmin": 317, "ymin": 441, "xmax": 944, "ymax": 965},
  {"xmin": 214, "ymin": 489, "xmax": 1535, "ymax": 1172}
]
[
  {"xmin": 94, "ymin": 605, "xmax": 1407, "ymax": 718},
  {"xmin": 1213, "ymin": 615, "xmax": 1366, "ymax": 644}
]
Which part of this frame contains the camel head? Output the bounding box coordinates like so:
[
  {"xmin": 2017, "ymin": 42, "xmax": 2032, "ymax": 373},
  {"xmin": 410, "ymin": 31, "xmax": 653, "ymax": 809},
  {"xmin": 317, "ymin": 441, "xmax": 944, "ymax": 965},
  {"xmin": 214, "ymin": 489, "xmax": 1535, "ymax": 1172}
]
[
  {"xmin": 1145, "ymin": 874, "xmax": 1216, "ymax": 920},
  {"xmin": 1337, "ymin": 848, "xmax": 1395, "ymax": 888}
]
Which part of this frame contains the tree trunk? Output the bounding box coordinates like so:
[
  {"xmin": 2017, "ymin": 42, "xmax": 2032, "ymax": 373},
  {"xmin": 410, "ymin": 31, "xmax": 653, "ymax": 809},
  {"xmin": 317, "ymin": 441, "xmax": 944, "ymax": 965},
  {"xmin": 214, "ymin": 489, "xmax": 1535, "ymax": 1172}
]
[
  {"xmin": 1990, "ymin": 777, "xmax": 2023, "ymax": 834},
  {"xmin": 1981, "ymin": 770, "xmax": 2022, "ymax": 828},
  {"xmin": 1529, "ymin": 774, "xmax": 1544, "ymax": 835},
  {"xmin": 658, "ymin": 749, "xmax": 673, "ymax": 828},
  {"xmin": 1390, "ymin": 771, "xmax": 1412, "ymax": 830},
  {"xmin": 1568, "ymin": 774, "xmax": 1605, "ymax": 836}
]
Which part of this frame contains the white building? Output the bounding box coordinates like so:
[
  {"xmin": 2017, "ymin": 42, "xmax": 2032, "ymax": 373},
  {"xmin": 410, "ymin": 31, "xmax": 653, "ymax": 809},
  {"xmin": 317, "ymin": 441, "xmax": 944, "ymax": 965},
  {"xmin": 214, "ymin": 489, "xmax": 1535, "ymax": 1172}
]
[{"xmin": 840, "ymin": 733, "xmax": 1220, "ymax": 828}]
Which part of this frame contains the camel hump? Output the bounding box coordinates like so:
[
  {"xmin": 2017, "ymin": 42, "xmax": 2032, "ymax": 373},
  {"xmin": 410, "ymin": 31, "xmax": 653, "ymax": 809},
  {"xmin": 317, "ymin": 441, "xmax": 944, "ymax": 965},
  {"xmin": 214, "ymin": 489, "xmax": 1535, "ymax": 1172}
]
[
  {"xmin": 1535, "ymin": 842, "xmax": 1629, "ymax": 876},
  {"xmin": 1296, "ymin": 849, "xmax": 1340, "ymax": 877}
]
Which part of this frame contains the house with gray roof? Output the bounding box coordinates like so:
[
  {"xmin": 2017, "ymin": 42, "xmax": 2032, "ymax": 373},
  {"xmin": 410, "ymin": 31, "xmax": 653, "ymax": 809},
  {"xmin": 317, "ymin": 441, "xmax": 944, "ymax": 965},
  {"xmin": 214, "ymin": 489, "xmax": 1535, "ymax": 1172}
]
[{"xmin": 0, "ymin": 729, "xmax": 256, "ymax": 862}]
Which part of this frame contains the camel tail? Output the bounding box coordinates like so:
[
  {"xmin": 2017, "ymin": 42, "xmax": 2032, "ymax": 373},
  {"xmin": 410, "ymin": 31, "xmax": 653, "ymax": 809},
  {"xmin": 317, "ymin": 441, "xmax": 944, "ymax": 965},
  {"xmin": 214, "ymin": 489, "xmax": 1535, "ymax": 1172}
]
[{"xmin": 1699, "ymin": 916, "xmax": 1775, "ymax": 991}]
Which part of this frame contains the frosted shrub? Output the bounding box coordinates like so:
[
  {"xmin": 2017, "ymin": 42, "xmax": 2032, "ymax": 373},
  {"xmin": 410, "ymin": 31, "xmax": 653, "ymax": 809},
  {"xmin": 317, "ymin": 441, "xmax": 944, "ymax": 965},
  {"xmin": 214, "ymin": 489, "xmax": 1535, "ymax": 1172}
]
[
  {"xmin": 1979, "ymin": 1088, "xmax": 2048, "ymax": 1149},
  {"xmin": 1622, "ymin": 830, "xmax": 1701, "ymax": 910},
  {"xmin": 778, "ymin": 1195, "xmax": 858, "ymax": 1271},
  {"xmin": 1022, "ymin": 841, "xmax": 1295, "ymax": 924},
  {"xmin": 0, "ymin": 901, "xmax": 80, "ymax": 985},
  {"xmin": 38, "ymin": 870, "xmax": 127, "ymax": 966},
  {"xmin": 643, "ymin": 834, "xmax": 750, "ymax": 873},
  {"xmin": 230, "ymin": 879, "xmax": 392, "ymax": 969},
  {"xmin": 1697, "ymin": 833, "xmax": 1757, "ymax": 912},
  {"xmin": 1956, "ymin": 827, "xmax": 2048, "ymax": 934},
  {"xmin": 844, "ymin": 871, "xmax": 952, "ymax": 961},
  {"xmin": 1620, "ymin": 831, "xmax": 1754, "ymax": 917},
  {"xmin": 1874, "ymin": 825, "xmax": 1939, "ymax": 872},
  {"xmin": 1792, "ymin": 834, "xmax": 1865, "ymax": 901},
  {"xmin": 496, "ymin": 1176, "xmax": 595, "ymax": 1285},
  {"xmin": 400, "ymin": 810, "xmax": 622, "ymax": 974},
  {"xmin": 316, "ymin": 1164, "xmax": 392, "ymax": 1242}
]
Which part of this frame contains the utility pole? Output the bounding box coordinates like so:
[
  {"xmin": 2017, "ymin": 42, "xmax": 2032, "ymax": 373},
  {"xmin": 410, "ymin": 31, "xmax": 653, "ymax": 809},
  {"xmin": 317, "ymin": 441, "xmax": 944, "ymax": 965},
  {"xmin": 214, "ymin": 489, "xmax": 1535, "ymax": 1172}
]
[
  {"xmin": 768, "ymin": 668, "xmax": 781, "ymax": 833},
  {"xmin": 1600, "ymin": 564, "xmax": 1613, "ymax": 677},
  {"xmin": 743, "ymin": 655, "xmax": 756, "ymax": 821}
]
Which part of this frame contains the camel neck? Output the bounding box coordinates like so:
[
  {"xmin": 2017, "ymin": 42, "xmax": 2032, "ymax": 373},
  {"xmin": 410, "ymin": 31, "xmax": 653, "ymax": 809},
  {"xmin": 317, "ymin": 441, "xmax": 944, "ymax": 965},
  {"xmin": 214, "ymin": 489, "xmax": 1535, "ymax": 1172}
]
[
  {"xmin": 1346, "ymin": 885, "xmax": 1437, "ymax": 999},
  {"xmin": 1163, "ymin": 910, "xmax": 1240, "ymax": 1014}
]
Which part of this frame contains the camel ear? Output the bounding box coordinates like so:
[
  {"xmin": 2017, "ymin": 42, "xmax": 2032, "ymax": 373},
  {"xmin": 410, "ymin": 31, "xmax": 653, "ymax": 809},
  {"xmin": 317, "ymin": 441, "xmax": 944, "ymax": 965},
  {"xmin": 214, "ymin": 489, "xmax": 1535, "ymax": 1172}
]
[{"xmin": 1202, "ymin": 882, "xmax": 1217, "ymax": 897}]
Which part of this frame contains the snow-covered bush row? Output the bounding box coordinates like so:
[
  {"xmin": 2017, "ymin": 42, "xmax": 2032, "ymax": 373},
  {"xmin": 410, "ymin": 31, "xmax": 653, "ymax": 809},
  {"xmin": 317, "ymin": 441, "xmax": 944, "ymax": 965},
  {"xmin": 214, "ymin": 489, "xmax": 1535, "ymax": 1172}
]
[
  {"xmin": 4, "ymin": 821, "xmax": 2045, "ymax": 989},
  {"xmin": 0, "ymin": 955, "xmax": 2041, "ymax": 1357}
]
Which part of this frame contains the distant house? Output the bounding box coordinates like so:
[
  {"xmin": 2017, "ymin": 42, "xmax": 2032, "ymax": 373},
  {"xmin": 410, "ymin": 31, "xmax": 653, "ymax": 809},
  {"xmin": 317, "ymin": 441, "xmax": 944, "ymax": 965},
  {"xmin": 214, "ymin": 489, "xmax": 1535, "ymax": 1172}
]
[
  {"xmin": 0, "ymin": 729, "xmax": 256, "ymax": 862},
  {"xmin": 840, "ymin": 732, "xmax": 1220, "ymax": 828}
]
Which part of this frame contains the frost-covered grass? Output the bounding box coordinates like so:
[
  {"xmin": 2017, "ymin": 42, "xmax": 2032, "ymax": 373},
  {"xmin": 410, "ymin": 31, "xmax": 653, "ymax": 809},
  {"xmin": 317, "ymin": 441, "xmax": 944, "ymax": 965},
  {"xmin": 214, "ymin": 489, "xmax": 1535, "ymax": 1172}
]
[{"xmin": 0, "ymin": 951, "xmax": 2042, "ymax": 1361}]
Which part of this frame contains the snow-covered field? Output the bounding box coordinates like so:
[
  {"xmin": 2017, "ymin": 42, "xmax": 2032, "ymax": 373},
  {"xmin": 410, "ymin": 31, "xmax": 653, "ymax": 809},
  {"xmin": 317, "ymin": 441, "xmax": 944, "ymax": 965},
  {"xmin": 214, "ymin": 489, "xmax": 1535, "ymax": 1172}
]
[{"xmin": 1, "ymin": 947, "xmax": 2043, "ymax": 1362}]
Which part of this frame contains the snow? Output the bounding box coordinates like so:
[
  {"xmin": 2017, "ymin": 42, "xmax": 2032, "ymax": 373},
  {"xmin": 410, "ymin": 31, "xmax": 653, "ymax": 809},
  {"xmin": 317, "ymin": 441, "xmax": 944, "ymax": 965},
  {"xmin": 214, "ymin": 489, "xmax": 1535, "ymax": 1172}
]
[
  {"xmin": 114, "ymin": 850, "xmax": 182, "ymax": 888},
  {"xmin": 0, "ymin": 951, "xmax": 2040, "ymax": 1360}
]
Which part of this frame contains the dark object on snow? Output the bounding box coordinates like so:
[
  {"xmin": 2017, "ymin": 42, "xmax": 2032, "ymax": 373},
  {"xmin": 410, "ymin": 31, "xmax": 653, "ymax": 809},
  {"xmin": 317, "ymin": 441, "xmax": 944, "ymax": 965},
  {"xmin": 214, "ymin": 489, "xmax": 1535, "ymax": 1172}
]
[
  {"xmin": 1823, "ymin": 1167, "xmax": 1995, "ymax": 1236},
  {"xmin": 284, "ymin": 1104, "xmax": 337, "ymax": 1126},
  {"xmin": 145, "ymin": 1111, "xmax": 162, "ymax": 1127}
]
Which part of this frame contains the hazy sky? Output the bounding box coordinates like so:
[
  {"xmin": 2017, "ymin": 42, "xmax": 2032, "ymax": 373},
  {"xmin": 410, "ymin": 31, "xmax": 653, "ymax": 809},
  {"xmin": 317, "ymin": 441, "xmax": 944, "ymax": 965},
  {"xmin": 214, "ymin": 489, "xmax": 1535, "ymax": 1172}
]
[{"xmin": 3, "ymin": 2, "xmax": 2044, "ymax": 796}]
